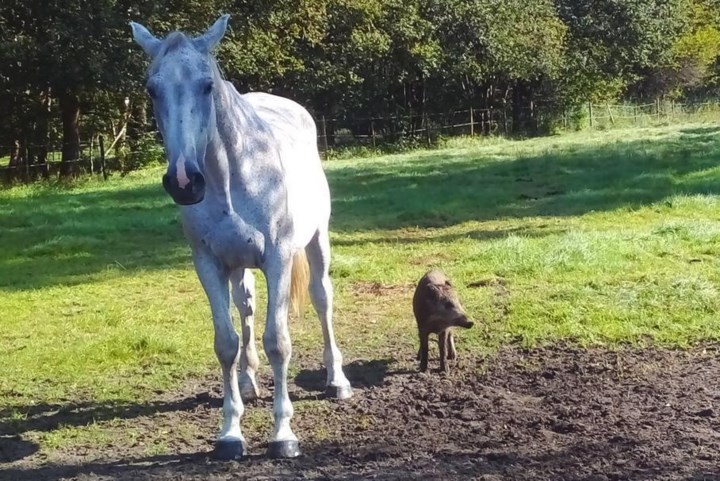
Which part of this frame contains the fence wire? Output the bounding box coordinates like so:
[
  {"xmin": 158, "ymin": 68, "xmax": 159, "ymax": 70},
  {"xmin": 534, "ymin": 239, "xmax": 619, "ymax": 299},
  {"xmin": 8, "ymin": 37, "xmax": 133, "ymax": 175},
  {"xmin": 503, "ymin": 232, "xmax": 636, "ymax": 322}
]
[{"xmin": 2, "ymin": 99, "xmax": 719, "ymax": 183}]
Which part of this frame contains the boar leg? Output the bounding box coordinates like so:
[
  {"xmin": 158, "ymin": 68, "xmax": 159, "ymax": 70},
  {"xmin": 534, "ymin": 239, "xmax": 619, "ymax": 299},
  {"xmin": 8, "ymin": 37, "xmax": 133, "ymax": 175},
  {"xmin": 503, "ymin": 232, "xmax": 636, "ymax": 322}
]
[
  {"xmin": 447, "ymin": 331, "xmax": 457, "ymax": 360},
  {"xmin": 438, "ymin": 330, "xmax": 449, "ymax": 373},
  {"xmin": 419, "ymin": 329, "xmax": 430, "ymax": 372}
]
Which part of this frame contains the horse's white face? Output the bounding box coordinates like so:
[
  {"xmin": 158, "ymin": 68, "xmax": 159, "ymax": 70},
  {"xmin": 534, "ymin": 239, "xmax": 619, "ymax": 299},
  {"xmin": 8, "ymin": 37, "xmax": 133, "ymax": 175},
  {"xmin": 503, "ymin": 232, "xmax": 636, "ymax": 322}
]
[{"xmin": 130, "ymin": 15, "xmax": 229, "ymax": 205}]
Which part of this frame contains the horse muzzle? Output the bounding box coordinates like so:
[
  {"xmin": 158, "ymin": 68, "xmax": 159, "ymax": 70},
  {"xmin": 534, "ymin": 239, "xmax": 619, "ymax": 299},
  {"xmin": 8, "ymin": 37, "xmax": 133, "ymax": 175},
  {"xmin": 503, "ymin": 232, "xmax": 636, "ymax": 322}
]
[{"xmin": 162, "ymin": 168, "xmax": 206, "ymax": 205}]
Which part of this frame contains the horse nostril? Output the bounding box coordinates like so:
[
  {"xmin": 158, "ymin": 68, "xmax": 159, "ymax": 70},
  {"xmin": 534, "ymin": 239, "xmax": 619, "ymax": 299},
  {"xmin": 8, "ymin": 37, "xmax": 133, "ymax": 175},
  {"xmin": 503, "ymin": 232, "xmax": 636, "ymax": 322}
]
[
  {"xmin": 191, "ymin": 172, "xmax": 206, "ymax": 190},
  {"xmin": 162, "ymin": 173, "xmax": 173, "ymax": 192}
]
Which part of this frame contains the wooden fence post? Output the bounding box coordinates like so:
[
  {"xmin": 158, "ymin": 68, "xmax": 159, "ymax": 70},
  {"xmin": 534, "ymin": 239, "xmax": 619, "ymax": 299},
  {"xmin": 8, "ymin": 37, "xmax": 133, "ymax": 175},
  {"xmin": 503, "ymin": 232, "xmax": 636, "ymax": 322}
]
[
  {"xmin": 588, "ymin": 102, "xmax": 594, "ymax": 128},
  {"xmin": 89, "ymin": 136, "xmax": 94, "ymax": 174},
  {"xmin": 320, "ymin": 115, "xmax": 329, "ymax": 155},
  {"xmin": 469, "ymin": 108, "xmax": 474, "ymax": 136},
  {"xmin": 99, "ymin": 135, "xmax": 107, "ymax": 180},
  {"xmin": 425, "ymin": 113, "xmax": 431, "ymax": 147},
  {"xmin": 606, "ymin": 103, "xmax": 615, "ymax": 125}
]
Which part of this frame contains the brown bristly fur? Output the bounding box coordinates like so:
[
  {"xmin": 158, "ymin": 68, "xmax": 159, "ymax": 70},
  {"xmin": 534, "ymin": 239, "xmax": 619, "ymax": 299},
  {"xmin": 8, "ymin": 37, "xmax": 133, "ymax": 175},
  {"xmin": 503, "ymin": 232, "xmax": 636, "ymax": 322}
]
[{"xmin": 290, "ymin": 249, "xmax": 310, "ymax": 317}]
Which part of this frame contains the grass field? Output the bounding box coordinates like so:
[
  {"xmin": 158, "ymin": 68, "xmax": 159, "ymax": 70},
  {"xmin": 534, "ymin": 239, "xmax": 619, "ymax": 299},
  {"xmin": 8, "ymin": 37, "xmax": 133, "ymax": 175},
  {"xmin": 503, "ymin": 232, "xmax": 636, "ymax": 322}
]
[{"xmin": 2, "ymin": 121, "xmax": 720, "ymax": 460}]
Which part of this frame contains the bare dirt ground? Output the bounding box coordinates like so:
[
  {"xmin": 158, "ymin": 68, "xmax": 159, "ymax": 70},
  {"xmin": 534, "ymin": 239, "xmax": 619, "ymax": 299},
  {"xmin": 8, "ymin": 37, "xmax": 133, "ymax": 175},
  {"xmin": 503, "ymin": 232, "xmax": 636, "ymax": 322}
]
[{"xmin": 2, "ymin": 344, "xmax": 720, "ymax": 481}]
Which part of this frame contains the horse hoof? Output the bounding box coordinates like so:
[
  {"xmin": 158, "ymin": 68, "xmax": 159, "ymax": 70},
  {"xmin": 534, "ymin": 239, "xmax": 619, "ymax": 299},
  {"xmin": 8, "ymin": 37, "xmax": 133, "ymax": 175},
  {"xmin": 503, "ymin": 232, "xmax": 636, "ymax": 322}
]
[
  {"xmin": 239, "ymin": 374, "xmax": 260, "ymax": 403},
  {"xmin": 267, "ymin": 440, "xmax": 301, "ymax": 459},
  {"xmin": 213, "ymin": 439, "xmax": 248, "ymax": 460},
  {"xmin": 240, "ymin": 385, "xmax": 260, "ymax": 403},
  {"xmin": 325, "ymin": 384, "xmax": 353, "ymax": 400}
]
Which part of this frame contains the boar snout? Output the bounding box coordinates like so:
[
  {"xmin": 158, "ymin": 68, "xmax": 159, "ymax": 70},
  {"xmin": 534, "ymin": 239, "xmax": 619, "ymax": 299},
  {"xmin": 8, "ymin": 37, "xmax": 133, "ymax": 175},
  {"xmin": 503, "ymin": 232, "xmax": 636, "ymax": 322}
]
[{"xmin": 455, "ymin": 316, "xmax": 474, "ymax": 329}]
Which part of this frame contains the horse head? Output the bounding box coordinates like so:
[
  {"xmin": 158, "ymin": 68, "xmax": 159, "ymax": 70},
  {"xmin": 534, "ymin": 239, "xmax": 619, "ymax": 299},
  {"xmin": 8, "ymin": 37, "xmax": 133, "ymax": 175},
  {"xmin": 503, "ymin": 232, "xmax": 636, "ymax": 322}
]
[{"xmin": 130, "ymin": 15, "xmax": 229, "ymax": 205}]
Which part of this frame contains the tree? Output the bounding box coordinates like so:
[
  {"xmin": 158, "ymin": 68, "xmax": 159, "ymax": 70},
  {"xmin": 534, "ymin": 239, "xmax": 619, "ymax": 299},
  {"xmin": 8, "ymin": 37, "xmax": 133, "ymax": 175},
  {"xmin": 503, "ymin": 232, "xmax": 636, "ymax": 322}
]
[{"xmin": 555, "ymin": 0, "xmax": 686, "ymax": 102}]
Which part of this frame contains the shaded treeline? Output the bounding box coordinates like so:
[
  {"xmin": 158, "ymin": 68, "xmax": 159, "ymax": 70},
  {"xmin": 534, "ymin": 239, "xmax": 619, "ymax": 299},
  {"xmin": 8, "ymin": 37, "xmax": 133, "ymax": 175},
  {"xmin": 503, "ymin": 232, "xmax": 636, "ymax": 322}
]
[{"xmin": 1, "ymin": 0, "xmax": 719, "ymax": 178}]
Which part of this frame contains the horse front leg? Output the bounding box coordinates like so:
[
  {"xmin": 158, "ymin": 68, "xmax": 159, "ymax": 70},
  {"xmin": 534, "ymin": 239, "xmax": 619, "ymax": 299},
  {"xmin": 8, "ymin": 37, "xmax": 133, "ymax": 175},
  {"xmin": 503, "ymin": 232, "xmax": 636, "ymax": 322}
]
[
  {"xmin": 231, "ymin": 268, "xmax": 260, "ymax": 402},
  {"xmin": 306, "ymin": 229, "xmax": 352, "ymax": 398},
  {"xmin": 193, "ymin": 251, "xmax": 247, "ymax": 460},
  {"xmin": 263, "ymin": 252, "xmax": 300, "ymax": 458}
]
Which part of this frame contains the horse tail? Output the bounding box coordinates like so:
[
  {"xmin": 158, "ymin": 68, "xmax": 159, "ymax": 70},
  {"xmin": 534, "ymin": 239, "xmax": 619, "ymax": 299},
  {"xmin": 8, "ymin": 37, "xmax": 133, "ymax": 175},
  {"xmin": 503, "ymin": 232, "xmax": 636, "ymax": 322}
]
[{"xmin": 290, "ymin": 249, "xmax": 310, "ymax": 317}]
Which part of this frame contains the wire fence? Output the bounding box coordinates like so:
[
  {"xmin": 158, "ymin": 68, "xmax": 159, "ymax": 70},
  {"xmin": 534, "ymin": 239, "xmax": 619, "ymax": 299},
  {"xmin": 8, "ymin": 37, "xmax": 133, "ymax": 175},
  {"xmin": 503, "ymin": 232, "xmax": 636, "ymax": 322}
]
[{"xmin": 2, "ymin": 98, "xmax": 719, "ymax": 184}]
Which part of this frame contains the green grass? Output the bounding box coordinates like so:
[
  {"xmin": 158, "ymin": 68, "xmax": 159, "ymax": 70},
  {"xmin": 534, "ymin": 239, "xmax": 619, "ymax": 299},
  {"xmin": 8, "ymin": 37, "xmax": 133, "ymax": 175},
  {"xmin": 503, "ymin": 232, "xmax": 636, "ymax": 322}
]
[{"xmin": 2, "ymin": 121, "xmax": 720, "ymax": 444}]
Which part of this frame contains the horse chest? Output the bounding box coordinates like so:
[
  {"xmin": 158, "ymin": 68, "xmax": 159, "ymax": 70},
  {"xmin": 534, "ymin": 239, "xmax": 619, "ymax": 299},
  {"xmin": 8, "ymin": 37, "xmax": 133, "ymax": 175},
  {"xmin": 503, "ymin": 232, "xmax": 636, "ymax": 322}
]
[{"xmin": 184, "ymin": 209, "xmax": 267, "ymax": 270}]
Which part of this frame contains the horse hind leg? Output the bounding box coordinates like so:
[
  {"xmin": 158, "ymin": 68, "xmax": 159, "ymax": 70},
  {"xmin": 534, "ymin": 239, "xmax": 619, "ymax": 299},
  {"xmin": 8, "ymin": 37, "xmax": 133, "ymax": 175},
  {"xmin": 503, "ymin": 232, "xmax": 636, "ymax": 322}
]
[
  {"xmin": 231, "ymin": 268, "xmax": 261, "ymax": 402},
  {"xmin": 306, "ymin": 229, "xmax": 353, "ymax": 399}
]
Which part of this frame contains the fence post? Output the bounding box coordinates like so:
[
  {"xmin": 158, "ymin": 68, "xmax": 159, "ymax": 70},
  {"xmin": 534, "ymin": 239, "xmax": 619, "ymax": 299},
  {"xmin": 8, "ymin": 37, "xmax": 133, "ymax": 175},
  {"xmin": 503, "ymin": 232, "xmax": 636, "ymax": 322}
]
[
  {"xmin": 99, "ymin": 135, "xmax": 107, "ymax": 180},
  {"xmin": 89, "ymin": 136, "xmax": 94, "ymax": 174},
  {"xmin": 656, "ymin": 98, "xmax": 661, "ymax": 121},
  {"xmin": 588, "ymin": 102, "xmax": 594, "ymax": 128},
  {"xmin": 606, "ymin": 103, "xmax": 615, "ymax": 125},
  {"xmin": 24, "ymin": 142, "xmax": 30, "ymax": 180},
  {"xmin": 320, "ymin": 115, "xmax": 329, "ymax": 155},
  {"xmin": 425, "ymin": 113, "xmax": 431, "ymax": 147},
  {"xmin": 469, "ymin": 108, "xmax": 474, "ymax": 136}
]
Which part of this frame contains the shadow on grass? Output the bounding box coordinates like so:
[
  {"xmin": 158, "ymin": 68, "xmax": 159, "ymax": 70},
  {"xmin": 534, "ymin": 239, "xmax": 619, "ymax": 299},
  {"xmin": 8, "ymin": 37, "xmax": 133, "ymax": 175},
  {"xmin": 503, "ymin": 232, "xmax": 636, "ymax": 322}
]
[
  {"xmin": 0, "ymin": 436, "xmax": 39, "ymax": 463},
  {"xmin": 2, "ymin": 124, "xmax": 720, "ymax": 291},
  {"xmin": 328, "ymin": 125, "xmax": 720, "ymax": 232},
  {"xmin": 0, "ymin": 183, "xmax": 190, "ymax": 292},
  {"xmin": 0, "ymin": 395, "xmax": 211, "ymax": 438},
  {"xmin": 295, "ymin": 358, "xmax": 393, "ymax": 393},
  {"xmin": 331, "ymin": 224, "xmax": 568, "ymax": 246}
]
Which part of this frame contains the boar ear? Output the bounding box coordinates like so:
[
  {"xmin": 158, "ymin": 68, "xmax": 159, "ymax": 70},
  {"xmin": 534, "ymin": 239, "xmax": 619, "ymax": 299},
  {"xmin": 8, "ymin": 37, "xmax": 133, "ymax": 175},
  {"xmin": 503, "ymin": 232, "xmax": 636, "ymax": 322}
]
[
  {"xmin": 428, "ymin": 284, "xmax": 443, "ymax": 300},
  {"xmin": 445, "ymin": 280, "xmax": 452, "ymax": 287}
]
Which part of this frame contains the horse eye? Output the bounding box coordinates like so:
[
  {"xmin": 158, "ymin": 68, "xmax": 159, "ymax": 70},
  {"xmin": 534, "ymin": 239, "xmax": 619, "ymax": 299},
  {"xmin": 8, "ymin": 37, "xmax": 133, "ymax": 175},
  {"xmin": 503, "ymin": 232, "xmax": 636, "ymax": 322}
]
[{"xmin": 202, "ymin": 80, "xmax": 214, "ymax": 95}]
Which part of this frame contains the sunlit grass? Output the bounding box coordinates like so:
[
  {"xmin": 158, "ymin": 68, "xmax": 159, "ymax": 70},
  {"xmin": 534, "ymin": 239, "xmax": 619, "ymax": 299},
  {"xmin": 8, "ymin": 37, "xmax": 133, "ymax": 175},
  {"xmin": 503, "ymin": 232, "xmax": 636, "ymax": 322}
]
[{"xmin": 2, "ymin": 121, "xmax": 720, "ymax": 437}]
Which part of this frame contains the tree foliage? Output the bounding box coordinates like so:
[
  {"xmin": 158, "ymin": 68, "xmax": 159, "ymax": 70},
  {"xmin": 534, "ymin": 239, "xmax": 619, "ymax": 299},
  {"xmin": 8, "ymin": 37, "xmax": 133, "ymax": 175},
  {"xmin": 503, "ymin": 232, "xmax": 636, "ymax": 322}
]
[{"xmin": 1, "ymin": 0, "xmax": 719, "ymax": 175}]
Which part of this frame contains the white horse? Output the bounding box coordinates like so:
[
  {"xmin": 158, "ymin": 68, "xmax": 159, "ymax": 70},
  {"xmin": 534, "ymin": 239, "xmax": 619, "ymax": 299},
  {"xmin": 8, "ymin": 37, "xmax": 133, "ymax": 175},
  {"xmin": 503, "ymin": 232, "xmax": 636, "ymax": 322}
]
[{"xmin": 130, "ymin": 15, "xmax": 352, "ymax": 459}]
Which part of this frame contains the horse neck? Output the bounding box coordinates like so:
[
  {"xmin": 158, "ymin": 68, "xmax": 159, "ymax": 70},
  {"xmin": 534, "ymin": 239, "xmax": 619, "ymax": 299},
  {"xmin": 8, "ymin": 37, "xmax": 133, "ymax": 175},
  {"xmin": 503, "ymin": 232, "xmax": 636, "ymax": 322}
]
[{"xmin": 203, "ymin": 77, "xmax": 257, "ymax": 203}]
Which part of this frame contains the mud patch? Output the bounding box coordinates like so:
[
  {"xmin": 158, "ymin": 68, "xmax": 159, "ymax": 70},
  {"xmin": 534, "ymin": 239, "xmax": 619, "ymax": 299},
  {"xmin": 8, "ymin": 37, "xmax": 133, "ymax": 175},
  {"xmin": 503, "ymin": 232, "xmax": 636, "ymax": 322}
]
[{"xmin": 2, "ymin": 345, "xmax": 720, "ymax": 480}]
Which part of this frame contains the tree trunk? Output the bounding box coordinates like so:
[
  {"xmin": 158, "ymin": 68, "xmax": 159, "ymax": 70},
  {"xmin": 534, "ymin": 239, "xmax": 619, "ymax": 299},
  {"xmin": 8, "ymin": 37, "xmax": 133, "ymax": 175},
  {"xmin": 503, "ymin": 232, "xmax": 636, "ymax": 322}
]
[
  {"xmin": 59, "ymin": 90, "xmax": 81, "ymax": 177},
  {"xmin": 511, "ymin": 81, "xmax": 536, "ymax": 134},
  {"xmin": 34, "ymin": 88, "xmax": 52, "ymax": 178}
]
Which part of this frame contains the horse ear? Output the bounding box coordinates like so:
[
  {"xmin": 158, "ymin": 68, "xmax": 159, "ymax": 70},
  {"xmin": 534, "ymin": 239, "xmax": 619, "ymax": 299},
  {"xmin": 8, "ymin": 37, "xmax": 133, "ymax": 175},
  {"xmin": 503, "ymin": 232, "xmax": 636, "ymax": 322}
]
[
  {"xmin": 130, "ymin": 22, "xmax": 162, "ymax": 58},
  {"xmin": 193, "ymin": 14, "xmax": 230, "ymax": 53}
]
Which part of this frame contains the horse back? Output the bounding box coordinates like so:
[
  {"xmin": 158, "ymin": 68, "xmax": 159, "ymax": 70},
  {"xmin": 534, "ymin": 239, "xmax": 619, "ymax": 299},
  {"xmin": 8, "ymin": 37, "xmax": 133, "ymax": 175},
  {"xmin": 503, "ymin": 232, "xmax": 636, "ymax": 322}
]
[{"xmin": 240, "ymin": 92, "xmax": 329, "ymax": 248}]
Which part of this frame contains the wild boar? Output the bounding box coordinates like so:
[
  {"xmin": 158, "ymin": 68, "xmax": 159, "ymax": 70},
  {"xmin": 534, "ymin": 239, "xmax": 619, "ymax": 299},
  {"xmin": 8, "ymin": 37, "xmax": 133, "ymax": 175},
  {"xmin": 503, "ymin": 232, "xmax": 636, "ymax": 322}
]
[{"xmin": 413, "ymin": 269, "xmax": 474, "ymax": 373}]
